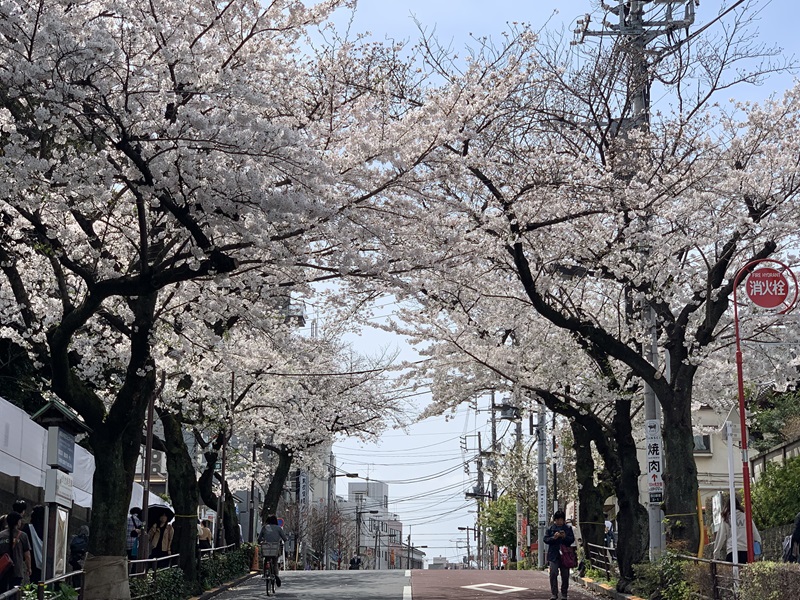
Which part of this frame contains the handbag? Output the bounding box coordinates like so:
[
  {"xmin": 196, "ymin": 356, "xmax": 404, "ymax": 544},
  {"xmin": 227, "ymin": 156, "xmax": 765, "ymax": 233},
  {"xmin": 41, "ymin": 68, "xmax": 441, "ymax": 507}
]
[
  {"xmin": 560, "ymin": 545, "xmax": 578, "ymax": 569},
  {"xmin": 754, "ymin": 541, "xmax": 762, "ymax": 556},
  {"xmin": 0, "ymin": 532, "xmax": 20, "ymax": 577},
  {"xmin": 0, "ymin": 552, "xmax": 12, "ymax": 577}
]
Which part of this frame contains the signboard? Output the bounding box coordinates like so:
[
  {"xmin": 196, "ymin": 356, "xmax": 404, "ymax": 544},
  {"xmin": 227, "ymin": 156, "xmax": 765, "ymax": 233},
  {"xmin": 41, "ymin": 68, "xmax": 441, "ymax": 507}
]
[
  {"xmin": 537, "ymin": 485, "xmax": 547, "ymax": 526},
  {"xmin": 46, "ymin": 427, "xmax": 75, "ymax": 473},
  {"xmin": 645, "ymin": 419, "xmax": 664, "ymax": 504},
  {"xmin": 45, "ymin": 469, "xmax": 74, "ymax": 508},
  {"xmin": 746, "ymin": 268, "xmax": 789, "ymax": 308}
]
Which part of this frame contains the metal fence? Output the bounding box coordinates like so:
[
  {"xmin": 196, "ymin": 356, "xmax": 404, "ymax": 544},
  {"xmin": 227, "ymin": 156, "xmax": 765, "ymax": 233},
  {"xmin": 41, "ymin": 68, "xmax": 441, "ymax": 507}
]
[
  {"xmin": 675, "ymin": 555, "xmax": 741, "ymax": 600},
  {"xmin": 129, "ymin": 553, "xmax": 181, "ymax": 600},
  {"xmin": 586, "ymin": 542, "xmax": 618, "ymax": 581},
  {"xmin": 1, "ymin": 544, "xmax": 241, "ymax": 600},
  {"xmin": 0, "ymin": 569, "xmax": 84, "ymax": 600}
]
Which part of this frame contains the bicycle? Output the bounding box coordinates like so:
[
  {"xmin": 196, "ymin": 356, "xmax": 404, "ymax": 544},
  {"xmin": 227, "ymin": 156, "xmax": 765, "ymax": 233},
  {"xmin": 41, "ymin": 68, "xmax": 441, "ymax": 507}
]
[{"xmin": 260, "ymin": 542, "xmax": 281, "ymax": 596}]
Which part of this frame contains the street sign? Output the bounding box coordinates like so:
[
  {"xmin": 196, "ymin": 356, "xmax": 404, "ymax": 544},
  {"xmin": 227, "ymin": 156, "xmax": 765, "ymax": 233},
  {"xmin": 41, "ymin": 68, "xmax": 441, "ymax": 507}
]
[
  {"xmin": 645, "ymin": 419, "xmax": 664, "ymax": 504},
  {"xmin": 746, "ymin": 268, "xmax": 789, "ymax": 308},
  {"xmin": 537, "ymin": 485, "xmax": 547, "ymax": 526}
]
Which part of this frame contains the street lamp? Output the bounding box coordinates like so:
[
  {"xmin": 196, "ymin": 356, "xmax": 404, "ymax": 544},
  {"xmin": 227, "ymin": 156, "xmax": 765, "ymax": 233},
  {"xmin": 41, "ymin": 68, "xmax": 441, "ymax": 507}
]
[{"xmin": 324, "ymin": 462, "xmax": 360, "ymax": 569}]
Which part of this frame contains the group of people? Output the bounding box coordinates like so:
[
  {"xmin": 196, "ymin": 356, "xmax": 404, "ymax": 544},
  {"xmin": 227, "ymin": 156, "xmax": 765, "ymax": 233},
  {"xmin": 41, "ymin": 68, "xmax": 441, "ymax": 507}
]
[
  {"xmin": 0, "ymin": 500, "xmax": 42, "ymax": 591},
  {"xmin": 125, "ymin": 507, "xmax": 179, "ymax": 564}
]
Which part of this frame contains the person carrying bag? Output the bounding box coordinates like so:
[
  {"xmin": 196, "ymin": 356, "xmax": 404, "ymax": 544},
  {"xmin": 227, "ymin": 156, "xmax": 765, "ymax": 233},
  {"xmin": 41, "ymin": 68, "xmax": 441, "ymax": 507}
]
[{"xmin": 544, "ymin": 510, "xmax": 575, "ymax": 600}]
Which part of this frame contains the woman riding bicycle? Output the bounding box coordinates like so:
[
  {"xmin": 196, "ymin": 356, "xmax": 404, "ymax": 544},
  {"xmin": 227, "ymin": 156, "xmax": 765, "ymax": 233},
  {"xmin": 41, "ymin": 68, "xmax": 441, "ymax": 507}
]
[{"xmin": 258, "ymin": 515, "xmax": 287, "ymax": 587}]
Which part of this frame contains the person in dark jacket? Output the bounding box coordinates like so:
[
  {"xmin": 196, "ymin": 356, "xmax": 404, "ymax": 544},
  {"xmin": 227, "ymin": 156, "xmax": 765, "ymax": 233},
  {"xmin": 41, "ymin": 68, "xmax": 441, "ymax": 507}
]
[{"xmin": 544, "ymin": 510, "xmax": 575, "ymax": 600}]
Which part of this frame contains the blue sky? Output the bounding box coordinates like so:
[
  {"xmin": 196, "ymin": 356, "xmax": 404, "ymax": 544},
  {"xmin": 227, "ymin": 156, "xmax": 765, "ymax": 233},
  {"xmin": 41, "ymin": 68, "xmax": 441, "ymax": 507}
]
[{"xmin": 329, "ymin": 0, "xmax": 800, "ymax": 565}]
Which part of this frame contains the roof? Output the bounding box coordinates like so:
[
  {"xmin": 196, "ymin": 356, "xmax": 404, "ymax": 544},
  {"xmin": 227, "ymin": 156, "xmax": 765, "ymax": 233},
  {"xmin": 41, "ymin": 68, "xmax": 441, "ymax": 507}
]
[{"xmin": 30, "ymin": 400, "xmax": 91, "ymax": 434}]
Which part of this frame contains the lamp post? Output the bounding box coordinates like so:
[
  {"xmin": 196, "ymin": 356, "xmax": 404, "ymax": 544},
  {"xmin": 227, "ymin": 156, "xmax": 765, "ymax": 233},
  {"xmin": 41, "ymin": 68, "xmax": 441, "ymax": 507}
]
[{"xmin": 325, "ymin": 462, "xmax": 358, "ymax": 569}]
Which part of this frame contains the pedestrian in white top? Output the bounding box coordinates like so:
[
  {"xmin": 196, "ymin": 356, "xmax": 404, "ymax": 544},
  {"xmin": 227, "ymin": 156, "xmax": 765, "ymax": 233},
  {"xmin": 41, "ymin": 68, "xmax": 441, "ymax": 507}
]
[{"xmin": 713, "ymin": 495, "xmax": 761, "ymax": 563}]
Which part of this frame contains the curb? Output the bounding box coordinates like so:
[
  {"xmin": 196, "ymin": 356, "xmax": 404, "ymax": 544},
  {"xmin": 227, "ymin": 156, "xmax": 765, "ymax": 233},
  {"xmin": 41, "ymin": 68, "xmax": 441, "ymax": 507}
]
[
  {"xmin": 190, "ymin": 571, "xmax": 259, "ymax": 600},
  {"xmin": 572, "ymin": 574, "xmax": 646, "ymax": 600}
]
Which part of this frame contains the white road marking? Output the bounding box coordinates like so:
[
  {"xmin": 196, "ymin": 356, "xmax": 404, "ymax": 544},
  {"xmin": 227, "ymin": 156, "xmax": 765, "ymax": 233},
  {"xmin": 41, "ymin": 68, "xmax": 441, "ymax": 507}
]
[
  {"xmin": 403, "ymin": 584, "xmax": 412, "ymax": 599},
  {"xmin": 405, "ymin": 569, "xmax": 411, "ymax": 577},
  {"xmin": 461, "ymin": 583, "xmax": 530, "ymax": 595}
]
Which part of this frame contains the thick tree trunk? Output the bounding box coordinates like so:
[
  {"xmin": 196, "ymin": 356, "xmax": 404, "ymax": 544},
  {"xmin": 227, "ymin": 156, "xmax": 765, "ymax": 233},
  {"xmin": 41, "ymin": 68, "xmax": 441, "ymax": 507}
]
[
  {"xmin": 198, "ymin": 447, "xmax": 241, "ymax": 548},
  {"xmin": 80, "ymin": 389, "xmax": 152, "ymax": 599},
  {"xmin": 159, "ymin": 409, "xmax": 201, "ymax": 593},
  {"xmin": 660, "ymin": 379, "xmax": 700, "ymax": 553},
  {"xmin": 261, "ymin": 445, "xmax": 294, "ymax": 521},
  {"xmin": 570, "ymin": 421, "xmax": 610, "ymax": 552},
  {"xmin": 612, "ymin": 400, "xmax": 649, "ymax": 591}
]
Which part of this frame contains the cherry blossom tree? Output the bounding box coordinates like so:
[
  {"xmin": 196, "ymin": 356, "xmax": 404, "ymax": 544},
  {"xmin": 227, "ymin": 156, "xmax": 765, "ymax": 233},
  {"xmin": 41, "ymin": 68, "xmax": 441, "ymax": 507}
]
[
  {"xmin": 0, "ymin": 0, "xmax": 456, "ymax": 595},
  {"xmin": 349, "ymin": 10, "xmax": 800, "ymax": 565}
]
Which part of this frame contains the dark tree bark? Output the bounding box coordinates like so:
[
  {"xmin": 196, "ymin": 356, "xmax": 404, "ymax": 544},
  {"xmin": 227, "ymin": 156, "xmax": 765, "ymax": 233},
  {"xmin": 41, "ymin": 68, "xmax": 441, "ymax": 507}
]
[
  {"xmin": 570, "ymin": 420, "xmax": 610, "ymax": 552},
  {"xmin": 158, "ymin": 408, "xmax": 201, "ymax": 593},
  {"xmin": 198, "ymin": 443, "xmax": 241, "ymax": 548},
  {"xmin": 612, "ymin": 399, "xmax": 649, "ymax": 591},
  {"xmin": 261, "ymin": 445, "xmax": 294, "ymax": 521},
  {"xmin": 534, "ymin": 388, "xmax": 647, "ymax": 586}
]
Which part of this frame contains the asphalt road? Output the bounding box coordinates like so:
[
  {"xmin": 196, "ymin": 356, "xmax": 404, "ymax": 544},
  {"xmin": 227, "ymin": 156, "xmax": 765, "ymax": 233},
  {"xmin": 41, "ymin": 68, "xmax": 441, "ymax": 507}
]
[
  {"xmin": 214, "ymin": 569, "xmax": 596, "ymax": 600},
  {"xmin": 216, "ymin": 570, "xmax": 412, "ymax": 599}
]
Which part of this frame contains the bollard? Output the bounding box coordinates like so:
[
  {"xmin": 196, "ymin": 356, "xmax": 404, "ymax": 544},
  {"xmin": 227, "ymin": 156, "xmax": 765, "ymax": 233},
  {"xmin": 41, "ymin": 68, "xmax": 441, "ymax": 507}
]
[{"xmin": 251, "ymin": 545, "xmax": 260, "ymax": 572}]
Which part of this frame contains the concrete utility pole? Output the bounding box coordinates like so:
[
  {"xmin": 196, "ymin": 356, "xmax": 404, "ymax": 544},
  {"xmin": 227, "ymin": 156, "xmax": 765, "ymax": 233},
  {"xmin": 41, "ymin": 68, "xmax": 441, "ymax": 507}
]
[
  {"xmin": 515, "ymin": 415, "xmax": 523, "ymax": 565},
  {"xmin": 477, "ymin": 432, "xmax": 485, "ymax": 569},
  {"xmin": 537, "ymin": 405, "xmax": 547, "ymax": 568},
  {"xmin": 573, "ymin": 0, "xmax": 695, "ymax": 560}
]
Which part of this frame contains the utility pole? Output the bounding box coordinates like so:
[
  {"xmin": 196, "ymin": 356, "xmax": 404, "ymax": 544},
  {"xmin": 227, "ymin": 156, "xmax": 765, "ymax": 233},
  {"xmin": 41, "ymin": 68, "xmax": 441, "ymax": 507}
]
[
  {"xmin": 552, "ymin": 411, "xmax": 558, "ymax": 514},
  {"xmin": 325, "ymin": 451, "xmax": 335, "ymax": 570},
  {"xmin": 490, "ymin": 390, "xmax": 498, "ymax": 501},
  {"xmin": 537, "ymin": 404, "xmax": 547, "ymax": 568},
  {"xmin": 573, "ymin": 0, "xmax": 695, "ymax": 560},
  {"xmin": 515, "ymin": 415, "xmax": 523, "ymax": 565},
  {"xmin": 477, "ymin": 432, "xmax": 484, "ymax": 570}
]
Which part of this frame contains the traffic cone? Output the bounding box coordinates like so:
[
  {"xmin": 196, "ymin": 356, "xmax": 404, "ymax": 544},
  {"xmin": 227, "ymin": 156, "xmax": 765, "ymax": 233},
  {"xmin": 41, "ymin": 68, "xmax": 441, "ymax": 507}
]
[{"xmin": 251, "ymin": 544, "xmax": 260, "ymax": 572}]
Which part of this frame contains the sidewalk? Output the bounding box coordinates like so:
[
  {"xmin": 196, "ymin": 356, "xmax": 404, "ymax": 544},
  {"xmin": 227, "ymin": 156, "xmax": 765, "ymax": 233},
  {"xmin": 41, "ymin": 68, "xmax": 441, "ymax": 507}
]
[{"xmin": 189, "ymin": 571, "xmax": 258, "ymax": 600}]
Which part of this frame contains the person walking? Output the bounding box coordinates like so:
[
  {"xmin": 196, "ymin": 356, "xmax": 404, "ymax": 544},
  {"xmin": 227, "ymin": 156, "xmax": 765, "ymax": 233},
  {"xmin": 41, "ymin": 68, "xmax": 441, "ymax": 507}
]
[
  {"xmin": 198, "ymin": 520, "xmax": 213, "ymax": 551},
  {"xmin": 544, "ymin": 510, "xmax": 575, "ymax": 600},
  {"xmin": 22, "ymin": 506, "xmax": 44, "ymax": 583},
  {"xmin": 0, "ymin": 512, "xmax": 32, "ymax": 592},
  {"xmin": 126, "ymin": 508, "xmax": 144, "ymax": 561},
  {"xmin": 68, "ymin": 526, "xmax": 89, "ymax": 572},
  {"xmin": 148, "ymin": 514, "xmax": 174, "ymax": 567},
  {"xmin": 713, "ymin": 495, "xmax": 761, "ymax": 563}
]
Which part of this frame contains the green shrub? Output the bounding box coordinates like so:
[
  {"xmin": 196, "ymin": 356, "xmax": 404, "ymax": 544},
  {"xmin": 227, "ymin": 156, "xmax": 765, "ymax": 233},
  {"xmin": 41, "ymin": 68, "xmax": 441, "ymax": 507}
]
[
  {"xmin": 740, "ymin": 561, "xmax": 800, "ymax": 600},
  {"xmin": 631, "ymin": 553, "xmax": 692, "ymax": 600},
  {"xmin": 128, "ymin": 567, "xmax": 188, "ymax": 600},
  {"xmin": 200, "ymin": 544, "xmax": 254, "ymax": 590}
]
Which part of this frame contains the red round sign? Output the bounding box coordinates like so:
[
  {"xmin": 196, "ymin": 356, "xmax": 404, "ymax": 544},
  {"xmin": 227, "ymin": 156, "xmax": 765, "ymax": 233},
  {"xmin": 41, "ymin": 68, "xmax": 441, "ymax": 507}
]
[{"xmin": 746, "ymin": 268, "xmax": 789, "ymax": 308}]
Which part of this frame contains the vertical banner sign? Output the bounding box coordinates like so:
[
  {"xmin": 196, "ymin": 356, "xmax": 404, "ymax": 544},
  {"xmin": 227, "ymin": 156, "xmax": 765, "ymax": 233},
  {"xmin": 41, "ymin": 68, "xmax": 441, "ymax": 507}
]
[
  {"xmin": 645, "ymin": 419, "xmax": 664, "ymax": 504},
  {"xmin": 537, "ymin": 485, "xmax": 547, "ymax": 526},
  {"xmin": 746, "ymin": 268, "xmax": 789, "ymax": 308}
]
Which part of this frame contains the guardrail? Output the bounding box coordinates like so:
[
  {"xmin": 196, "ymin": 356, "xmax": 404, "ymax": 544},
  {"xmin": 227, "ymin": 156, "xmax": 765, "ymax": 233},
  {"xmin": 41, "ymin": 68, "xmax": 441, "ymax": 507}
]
[
  {"xmin": 586, "ymin": 542, "xmax": 618, "ymax": 581},
  {"xmin": 199, "ymin": 543, "xmax": 236, "ymax": 560},
  {"xmin": 129, "ymin": 553, "xmax": 181, "ymax": 600},
  {"xmin": 0, "ymin": 569, "xmax": 84, "ymax": 600},
  {"xmin": 674, "ymin": 554, "xmax": 741, "ymax": 600}
]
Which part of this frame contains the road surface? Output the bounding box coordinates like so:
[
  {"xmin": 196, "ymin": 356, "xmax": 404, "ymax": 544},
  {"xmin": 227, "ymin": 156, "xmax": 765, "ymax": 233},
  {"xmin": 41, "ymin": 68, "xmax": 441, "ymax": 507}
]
[{"xmin": 214, "ymin": 569, "xmax": 595, "ymax": 599}]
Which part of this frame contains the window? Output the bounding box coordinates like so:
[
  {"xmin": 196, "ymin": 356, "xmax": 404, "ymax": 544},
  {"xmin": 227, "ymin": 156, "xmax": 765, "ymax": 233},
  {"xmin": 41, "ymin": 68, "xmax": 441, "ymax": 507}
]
[{"xmin": 693, "ymin": 434, "xmax": 712, "ymax": 454}]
